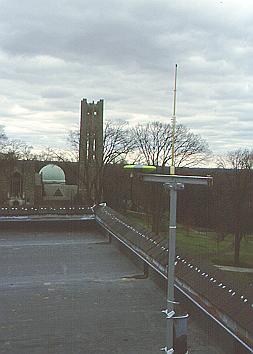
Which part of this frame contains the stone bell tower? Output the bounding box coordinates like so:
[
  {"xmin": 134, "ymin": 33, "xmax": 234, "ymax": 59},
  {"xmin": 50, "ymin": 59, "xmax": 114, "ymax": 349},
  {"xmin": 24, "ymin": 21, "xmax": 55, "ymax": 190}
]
[{"xmin": 78, "ymin": 99, "xmax": 103, "ymax": 204}]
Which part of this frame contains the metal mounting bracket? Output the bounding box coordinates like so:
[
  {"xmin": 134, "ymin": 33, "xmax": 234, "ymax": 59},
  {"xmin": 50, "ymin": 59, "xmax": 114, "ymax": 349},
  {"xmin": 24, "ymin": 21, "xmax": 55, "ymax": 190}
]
[
  {"xmin": 162, "ymin": 309, "xmax": 175, "ymax": 319},
  {"xmin": 161, "ymin": 347, "xmax": 174, "ymax": 353}
]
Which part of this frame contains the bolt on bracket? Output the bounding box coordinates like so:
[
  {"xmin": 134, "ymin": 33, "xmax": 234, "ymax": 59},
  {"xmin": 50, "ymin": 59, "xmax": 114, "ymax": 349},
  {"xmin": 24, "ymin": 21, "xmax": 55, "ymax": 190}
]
[
  {"xmin": 161, "ymin": 347, "xmax": 174, "ymax": 353},
  {"xmin": 161, "ymin": 309, "xmax": 175, "ymax": 319}
]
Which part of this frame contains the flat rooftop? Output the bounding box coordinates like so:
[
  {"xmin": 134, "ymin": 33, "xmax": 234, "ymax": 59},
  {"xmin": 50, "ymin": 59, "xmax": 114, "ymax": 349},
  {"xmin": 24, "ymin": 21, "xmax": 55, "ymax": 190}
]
[{"xmin": 0, "ymin": 223, "xmax": 226, "ymax": 354}]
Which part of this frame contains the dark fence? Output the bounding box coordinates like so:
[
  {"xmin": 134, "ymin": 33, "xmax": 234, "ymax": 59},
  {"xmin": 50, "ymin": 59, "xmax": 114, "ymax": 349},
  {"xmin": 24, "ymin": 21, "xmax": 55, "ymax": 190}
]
[{"xmin": 0, "ymin": 205, "xmax": 92, "ymax": 216}]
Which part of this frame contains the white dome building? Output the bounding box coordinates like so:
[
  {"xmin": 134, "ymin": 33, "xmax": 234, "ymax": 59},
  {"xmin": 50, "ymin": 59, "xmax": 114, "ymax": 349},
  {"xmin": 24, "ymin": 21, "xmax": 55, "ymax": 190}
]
[
  {"xmin": 40, "ymin": 164, "xmax": 66, "ymax": 184},
  {"xmin": 39, "ymin": 164, "xmax": 77, "ymax": 203}
]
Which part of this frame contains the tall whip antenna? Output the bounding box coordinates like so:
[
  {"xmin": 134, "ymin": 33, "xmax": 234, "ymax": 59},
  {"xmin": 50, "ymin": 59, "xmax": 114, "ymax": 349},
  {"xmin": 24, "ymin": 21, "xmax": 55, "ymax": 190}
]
[{"xmin": 170, "ymin": 63, "xmax": 177, "ymax": 175}]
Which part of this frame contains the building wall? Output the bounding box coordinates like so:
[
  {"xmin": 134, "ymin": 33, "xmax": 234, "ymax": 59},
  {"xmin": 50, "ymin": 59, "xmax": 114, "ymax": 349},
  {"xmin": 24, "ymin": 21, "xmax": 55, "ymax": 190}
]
[
  {"xmin": 22, "ymin": 161, "xmax": 36, "ymax": 204},
  {"xmin": 0, "ymin": 160, "xmax": 10, "ymax": 204},
  {"xmin": 0, "ymin": 159, "xmax": 78, "ymax": 206},
  {"xmin": 43, "ymin": 184, "xmax": 77, "ymax": 201}
]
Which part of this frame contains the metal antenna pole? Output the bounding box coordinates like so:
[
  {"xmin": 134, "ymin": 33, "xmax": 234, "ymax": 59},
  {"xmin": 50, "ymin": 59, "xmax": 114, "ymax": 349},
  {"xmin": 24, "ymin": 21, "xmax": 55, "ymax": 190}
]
[
  {"xmin": 142, "ymin": 173, "xmax": 212, "ymax": 354},
  {"xmin": 167, "ymin": 185, "xmax": 178, "ymax": 350},
  {"xmin": 163, "ymin": 182, "xmax": 183, "ymax": 353},
  {"xmin": 170, "ymin": 64, "xmax": 178, "ymax": 176}
]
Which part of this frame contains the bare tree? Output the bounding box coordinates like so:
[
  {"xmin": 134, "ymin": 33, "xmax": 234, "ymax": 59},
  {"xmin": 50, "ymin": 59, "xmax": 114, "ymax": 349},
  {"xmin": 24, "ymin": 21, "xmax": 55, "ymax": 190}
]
[
  {"xmin": 67, "ymin": 120, "xmax": 134, "ymax": 203},
  {"xmin": 2, "ymin": 139, "xmax": 34, "ymax": 160},
  {"xmin": 132, "ymin": 121, "xmax": 210, "ymax": 168},
  {"xmin": 0, "ymin": 127, "xmax": 8, "ymax": 158},
  {"xmin": 217, "ymin": 148, "xmax": 253, "ymax": 266},
  {"xmin": 131, "ymin": 121, "xmax": 210, "ymax": 234},
  {"xmin": 35, "ymin": 146, "xmax": 79, "ymax": 163},
  {"xmin": 103, "ymin": 121, "xmax": 134, "ymax": 164},
  {"xmin": 68, "ymin": 121, "xmax": 133, "ymax": 165},
  {"xmin": 0, "ymin": 127, "xmax": 7, "ymax": 142},
  {"xmin": 0, "ymin": 127, "xmax": 35, "ymax": 161}
]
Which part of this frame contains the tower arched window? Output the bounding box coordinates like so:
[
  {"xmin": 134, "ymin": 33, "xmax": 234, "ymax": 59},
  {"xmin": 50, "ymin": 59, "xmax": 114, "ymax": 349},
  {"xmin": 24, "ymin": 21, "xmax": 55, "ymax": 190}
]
[{"xmin": 10, "ymin": 172, "xmax": 23, "ymax": 197}]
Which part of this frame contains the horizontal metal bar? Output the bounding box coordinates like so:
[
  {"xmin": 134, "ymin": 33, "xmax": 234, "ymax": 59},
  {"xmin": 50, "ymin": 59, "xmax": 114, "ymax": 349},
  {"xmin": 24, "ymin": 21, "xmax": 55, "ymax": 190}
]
[
  {"xmin": 141, "ymin": 174, "xmax": 212, "ymax": 186},
  {"xmin": 0, "ymin": 215, "xmax": 95, "ymax": 222}
]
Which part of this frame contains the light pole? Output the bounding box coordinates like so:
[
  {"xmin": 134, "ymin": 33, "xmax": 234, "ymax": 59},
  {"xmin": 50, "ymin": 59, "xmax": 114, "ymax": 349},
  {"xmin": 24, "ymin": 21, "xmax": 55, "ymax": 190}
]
[
  {"xmin": 142, "ymin": 174, "xmax": 212, "ymax": 353},
  {"xmin": 130, "ymin": 171, "xmax": 134, "ymax": 210},
  {"xmin": 123, "ymin": 164, "xmax": 156, "ymax": 210}
]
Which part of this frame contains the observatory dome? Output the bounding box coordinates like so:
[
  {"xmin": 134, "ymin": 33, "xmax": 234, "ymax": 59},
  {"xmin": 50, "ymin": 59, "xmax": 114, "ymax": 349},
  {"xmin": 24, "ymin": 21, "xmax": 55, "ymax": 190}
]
[{"xmin": 39, "ymin": 164, "xmax": 66, "ymax": 184}]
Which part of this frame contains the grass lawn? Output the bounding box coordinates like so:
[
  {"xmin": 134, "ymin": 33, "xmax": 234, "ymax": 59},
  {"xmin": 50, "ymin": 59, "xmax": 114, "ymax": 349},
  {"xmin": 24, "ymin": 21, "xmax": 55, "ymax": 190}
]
[
  {"xmin": 124, "ymin": 210, "xmax": 253, "ymax": 269},
  {"xmin": 175, "ymin": 225, "xmax": 253, "ymax": 268},
  {"xmin": 124, "ymin": 210, "xmax": 253, "ymax": 288}
]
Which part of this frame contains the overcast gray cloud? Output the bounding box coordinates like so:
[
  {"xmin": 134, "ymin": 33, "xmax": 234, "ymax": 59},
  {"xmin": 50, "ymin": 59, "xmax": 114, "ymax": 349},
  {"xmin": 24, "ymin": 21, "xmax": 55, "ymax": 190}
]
[{"xmin": 0, "ymin": 0, "xmax": 252, "ymax": 155}]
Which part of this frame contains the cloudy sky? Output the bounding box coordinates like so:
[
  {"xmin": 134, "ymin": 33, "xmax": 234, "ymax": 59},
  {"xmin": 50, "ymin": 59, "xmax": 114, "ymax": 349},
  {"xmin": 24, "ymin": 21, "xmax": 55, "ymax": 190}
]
[{"xmin": 0, "ymin": 0, "xmax": 252, "ymax": 154}]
